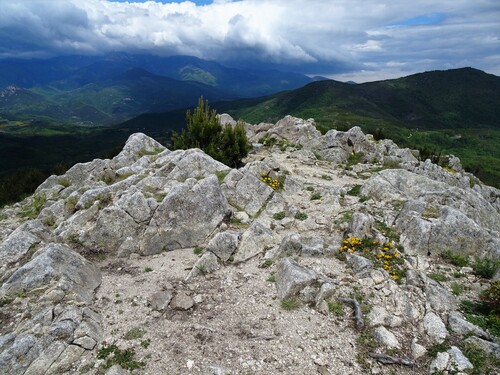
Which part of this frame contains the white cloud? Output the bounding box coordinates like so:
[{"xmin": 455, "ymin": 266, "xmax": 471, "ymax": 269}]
[{"xmin": 0, "ymin": 0, "xmax": 498, "ymax": 80}]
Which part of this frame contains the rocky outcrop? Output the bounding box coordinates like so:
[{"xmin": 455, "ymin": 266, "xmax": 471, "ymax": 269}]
[{"xmin": 1, "ymin": 115, "xmax": 499, "ymax": 374}]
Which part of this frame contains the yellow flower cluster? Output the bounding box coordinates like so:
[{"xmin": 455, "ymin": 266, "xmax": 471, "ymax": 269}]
[
  {"xmin": 339, "ymin": 237, "xmax": 405, "ymax": 282},
  {"xmin": 339, "ymin": 237, "xmax": 363, "ymax": 253},
  {"xmin": 260, "ymin": 175, "xmax": 281, "ymax": 191}
]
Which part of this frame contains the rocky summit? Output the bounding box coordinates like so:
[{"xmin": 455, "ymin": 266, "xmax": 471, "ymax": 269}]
[{"xmin": 0, "ymin": 115, "xmax": 499, "ymax": 375}]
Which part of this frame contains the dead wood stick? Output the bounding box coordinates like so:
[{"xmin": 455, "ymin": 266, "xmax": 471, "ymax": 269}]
[
  {"xmin": 369, "ymin": 353, "xmax": 415, "ymax": 367},
  {"xmin": 338, "ymin": 297, "xmax": 364, "ymax": 330}
]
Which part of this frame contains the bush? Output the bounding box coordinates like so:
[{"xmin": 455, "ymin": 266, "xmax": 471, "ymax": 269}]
[
  {"xmin": 473, "ymin": 258, "xmax": 499, "ymax": 279},
  {"xmin": 171, "ymin": 97, "xmax": 250, "ymax": 167}
]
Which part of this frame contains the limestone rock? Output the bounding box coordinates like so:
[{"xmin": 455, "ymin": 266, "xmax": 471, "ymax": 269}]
[
  {"xmin": 447, "ymin": 346, "xmax": 473, "ymax": 372},
  {"xmin": 275, "ymin": 257, "xmax": 319, "ymax": 301},
  {"xmin": 1, "ymin": 243, "xmax": 101, "ymax": 303},
  {"xmin": 373, "ymin": 326, "xmax": 400, "ymax": 349},
  {"xmin": 222, "ymin": 169, "xmax": 274, "ymax": 217},
  {"xmin": 448, "ymin": 311, "xmax": 491, "ymax": 339},
  {"xmin": 206, "ymin": 231, "xmax": 239, "ymax": 262},
  {"xmin": 170, "ymin": 291, "xmax": 195, "ymax": 310},
  {"xmin": 348, "ymin": 212, "xmax": 374, "ymax": 239},
  {"xmin": 149, "ymin": 291, "xmax": 174, "ymax": 311},
  {"xmin": 423, "ymin": 312, "xmax": 448, "ymax": 344},
  {"xmin": 0, "ymin": 228, "xmax": 40, "ymax": 266},
  {"xmin": 112, "ymin": 132, "xmax": 165, "ymax": 169},
  {"xmin": 429, "ymin": 352, "xmax": 450, "ymax": 373},
  {"xmin": 347, "ymin": 253, "xmax": 373, "ymax": 274},
  {"xmin": 274, "ymin": 232, "xmax": 302, "ymax": 258},
  {"xmin": 234, "ymin": 222, "xmax": 275, "ymax": 263},
  {"xmin": 141, "ymin": 176, "xmax": 228, "ymax": 254}
]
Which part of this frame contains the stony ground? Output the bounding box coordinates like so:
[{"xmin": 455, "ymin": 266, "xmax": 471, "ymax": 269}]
[
  {"xmin": 1, "ymin": 120, "xmax": 498, "ymax": 375},
  {"xmin": 70, "ymin": 150, "xmax": 433, "ymax": 375}
]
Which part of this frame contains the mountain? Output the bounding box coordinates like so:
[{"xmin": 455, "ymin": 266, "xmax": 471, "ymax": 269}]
[
  {"xmin": 213, "ymin": 67, "xmax": 500, "ymax": 186},
  {"xmin": 0, "ymin": 53, "xmax": 317, "ymax": 126},
  {"xmin": 1, "ymin": 117, "xmax": 499, "ymax": 374}
]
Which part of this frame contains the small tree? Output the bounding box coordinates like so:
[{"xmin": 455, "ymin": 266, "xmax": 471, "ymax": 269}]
[{"xmin": 172, "ymin": 97, "xmax": 250, "ymax": 167}]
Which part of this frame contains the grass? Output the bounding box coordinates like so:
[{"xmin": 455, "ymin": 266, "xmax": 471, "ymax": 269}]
[
  {"xmin": 460, "ymin": 299, "xmax": 500, "ymax": 337},
  {"xmin": 294, "ymin": 212, "xmax": 308, "ymax": 221},
  {"xmin": 97, "ymin": 344, "xmax": 145, "ymax": 370},
  {"xmin": 428, "ymin": 272, "xmax": 448, "ymax": 283},
  {"xmin": 346, "ymin": 184, "xmax": 361, "ymax": 196},
  {"xmin": 20, "ymin": 194, "xmax": 46, "ymax": 219},
  {"xmin": 215, "ymin": 170, "xmax": 230, "ymax": 183},
  {"xmin": 193, "ymin": 246, "xmax": 203, "ymax": 256},
  {"xmin": 281, "ymin": 297, "xmax": 301, "ymax": 310},
  {"xmin": 460, "ymin": 342, "xmax": 500, "ymax": 375},
  {"xmin": 356, "ymin": 331, "xmax": 378, "ymax": 369},
  {"xmin": 259, "ymin": 259, "xmax": 273, "ymax": 268},
  {"xmin": 144, "ymin": 267, "xmax": 153, "ymax": 273},
  {"xmin": 124, "ymin": 327, "xmax": 146, "ymax": 340},
  {"xmin": 321, "ymin": 174, "xmax": 332, "ymax": 181},
  {"xmin": 310, "ymin": 192, "xmax": 322, "ymax": 200},
  {"xmin": 273, "ymin": 211, "xmax": 286, "ymax": 220},
  {"xmin": 347, "ymin": 152, "xmax": 364, "ymax": 167},
  {"xmin": 442, "ymin": 250, "xmax": 469, "ymax": 267},
  {"xmin": 328, "ymin": 301, "xmax": 345, "ymax": 316},
  {"xmin": 138, "ymin": 147, "xmax": 165, "ymax": 157},
  {"xmin": 267, "ymin": 273, "xmax": 276, "ymax": 282},
  {"xmin": 450, "ymin": 282, "xmax": 465, "ymax": 296}
]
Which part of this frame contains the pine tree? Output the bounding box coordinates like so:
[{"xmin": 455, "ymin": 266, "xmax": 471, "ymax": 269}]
[{"xmin": 171, "ymin": 97, "xmax": 250, "ymax": 167}]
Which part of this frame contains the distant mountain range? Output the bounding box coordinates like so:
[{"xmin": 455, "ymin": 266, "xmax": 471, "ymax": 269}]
[
  {"xmin": 0, "ymin": 53, "xmax": 317, "ymax": 125},
  {"xmin": 122, "ymin": 67, "xmax": 500, "ymax": 186}
]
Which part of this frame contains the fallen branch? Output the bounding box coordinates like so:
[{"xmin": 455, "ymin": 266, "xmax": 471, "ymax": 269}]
[
  {"xmin": 369, "ymin": 353, "xmax": 415, "ymax": 367},
  {"xmin": 338, "ymin": 297, "xmax": 364, "ymax": 330}
]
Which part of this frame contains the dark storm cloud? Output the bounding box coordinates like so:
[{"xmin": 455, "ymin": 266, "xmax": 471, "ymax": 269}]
[{"xmin": 0, "ymin": 0, "xmax": 498, "ymax": 81}]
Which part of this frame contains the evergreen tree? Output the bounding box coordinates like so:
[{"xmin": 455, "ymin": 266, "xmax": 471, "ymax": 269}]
[{"xmin": 171, "ymin": 97, "xmax": 250, "ymax": 167}]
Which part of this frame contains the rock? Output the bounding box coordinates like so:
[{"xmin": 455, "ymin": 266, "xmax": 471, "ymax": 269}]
[
  {"xmin": 116, "ymin": 190, "xmax": 154, "ymax": 223},
  {"xmin": 448, "ymin": 311, "xmax": 491, "ymax": 339},
  {"xmin": 347, "ymin": 253, "xmax": 373, "ymax": 274},
  {"xmin": 105, "ymin": 364, "xmax": 129, "ymax": 375},
  {"xmin": 206, "ymin": 231, "xmax": 239, "ymax": 262},
  {"xmin": 411, "ymin": 338, "xmax": 427, "ymax": 359},
  {"xmin": 275, "ymin": 258, "xmax": 319, "ymax": 301},
  {"xmin": 1, "ymin": 243, "xmax": 101, "ymax": 303},
  {"xmin": 422, "ymin": 273, "xmax": 457, "ymax": 313},
  {"xmin": 149, "ymin": 291, "xmax": 174, "ymax": 311},
  {"xmin": 464, "ymin": 336, "xmax": 500, "ymax": 357},
  {"xmin": 423, "ymin": 312, "xmax": 448, "ymax": 344},
  {"xmin": 373, "ymin": 326, "xmax": 400, "ymax": 349},
  {"xmin": 234, "ymin": 222, "xmax": 275, "ymax": 263},
  {"xmin": 348, "ymin": 212, "xmax": 374, "ymax": 239},
  {"xmin": 429, "ymin": 352, "xmax": 450, "ymax": 373},
  {"xmin": 301, "ymin": 236, "xmax": 324, "ymax": 256},
  {"xmin": 87, "ymin": 206, "xmax": 141, "ymax": 252},
  {"xmin": 112, "ymin": 132, "xmax": 165, "ymax": 169},
  {"xmin": 274, "ymin": 232, "xmax": 302, "ymax": 258},
  {"xmin": 170, "ymin": 291, "xmax": 195, "ymax": 311},
  {"xmin": 23, "ymin": 340, "xmax": 67, "ymax": 375},
  {"xmin": 47, "ymin": 344, "xmax": 85, "ymax": 373},
  {"xmin": 188, "ymin": 252, "xmax": 220, "ymax": 279},
  {"xmin": 366, "ymin": 306, "xmax": 401, "ymax": 328},
  {"xmin": 222, "ymin": 169, "xmax": 274, "ymax": 217},
  {"xmin": 141, "ymin": 176, "xmax": 228, "ymax": 254},
  {"xmin": 163, "ymin": 148, "xmax": 230, "ymax": 181},
  {"xmin": 447, "ymin": 346, "xmax": 473, "ymax": 372},
  {"xmin": 0, "ymin": 228, "xmax": 40, "ymax": 265}
]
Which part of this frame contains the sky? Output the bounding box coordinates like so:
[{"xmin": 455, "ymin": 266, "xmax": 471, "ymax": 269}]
[{"xmin": 0, "ymin": 0, "xmax": 499, "ymax": 82}]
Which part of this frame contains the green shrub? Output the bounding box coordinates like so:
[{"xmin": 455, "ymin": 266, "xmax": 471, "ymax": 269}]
[
  {"xmin": 172, "ymin": 97, "xmax": 250, "ymax": 168},
  {"xmin": 473, "ymin": 258, "xmax": 499, "ymax": 279},
  {"xmin": 347, "ymin": 184, "xmax": 361, "ymax": 196},
  {"xmin": 294, "ymin": 212, "xmax": 308, "ymax": 221},
  {"xmin": 97, "ymin": 344, "xmax": 145, "ymax": 370},
  {"xmin": 481, "ymin": 280, "xmax": 500, "ymax": 313},
  {"xmin": 310, "ymin": 192, "xmax": 322, "ymax": 200},
  {"xmin": 281, "ymin": 297, "xmax": 300, "ymax": 310}
]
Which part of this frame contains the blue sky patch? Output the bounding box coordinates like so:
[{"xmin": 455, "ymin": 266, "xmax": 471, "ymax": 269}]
[{"xmin": 392, "ymin": 13, "xmax": 446, "ymax": 27}]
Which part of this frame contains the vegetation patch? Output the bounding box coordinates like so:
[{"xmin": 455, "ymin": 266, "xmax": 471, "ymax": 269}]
[
  {"xmin": 281, "ymin": 297, "xmax": 301, "ymax": 310},
  {"xmin": 473, "ymin": 258, "xmax": 499, "ymax": 279},
  {"xmin": 273, "ymin": 211, "xmax": 286, "ymax": 220},
  {"xmin": 294, "ymin": 212, "xmax": 308, "ymax": 221},
  {"xmin": 441, "ymin": 250, "xmax": 469, "ymax": 267},
  {"xmin": 339, "ymin": 237, "xmax": 407, "ymax": 282},
  {"xmin": 328, "ymin": 301, "xmax": 345, "ymax": 316},
  {"xmin": 97, "ymin": 344, "xmax": 145, "ymax": 371},
  {"xmin": 346, "ymin": 184, "xmax": 361, "ymax": 196},
  {"xmin": 460, "ymin": 342, "xmax": 500, "ymax": 375},
  {"xmin": 260, "ymin": 172, "xmax": 283, "ymax": 191},
  {"xmin": 310, "ymin": 192, "xmax": 322, "ymax": 200},
  {"xmin": 20, "ymin": 194, "xmax": 46, "ymax": 219},
  {"xmin": 124, "ymin": 327, "xmax": 146, "ymax": 340}
]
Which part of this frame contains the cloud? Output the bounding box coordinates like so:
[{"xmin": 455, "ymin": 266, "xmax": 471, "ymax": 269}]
[{"xmin": 0, "ymin": 0, "xmax": 499, "ymax": 80}]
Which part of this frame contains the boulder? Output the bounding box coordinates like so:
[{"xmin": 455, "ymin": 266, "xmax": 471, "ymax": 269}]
[
  {"xmin": 234, "ymin": 222, "xmax": 275, "ymax": 262},
  {"xmin": 275, "ymin": 257, "xmax": 319, "ymax": 301},
  {"xmin": 0, "ymin": 243, "xmax": 101, "ymax": 303},
  {"xmin": 423, "ymin": 312, "xmax": 448, "ymax": 344},
  {"xmin": 206, "ymin": 231, "xmax": 239, "ymax": 262},
  {"xmin": 112, "ymin": 132, "xmax": 165, "ymax": 169},
  {"xmin": 0, "ymin": 228, "xmax": 40, "ymax": 266},
  {"xmin": 141, "ymin": 176, "xmax": 228, "ymax": 254}
]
